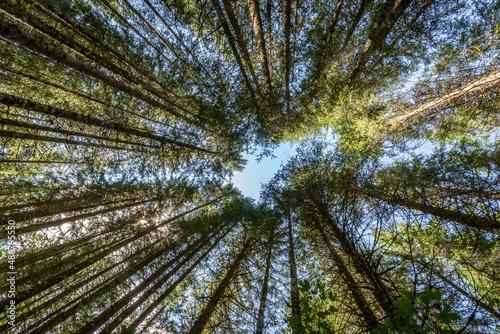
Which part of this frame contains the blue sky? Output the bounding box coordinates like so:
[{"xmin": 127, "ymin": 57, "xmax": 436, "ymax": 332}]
[{"xmin": 231, "ymin": 143, "xmax": 296, "ymax": 200}]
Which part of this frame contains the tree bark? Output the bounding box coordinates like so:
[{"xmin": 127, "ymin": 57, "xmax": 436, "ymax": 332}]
[
  {"xmin": 312, "ymin": 199, "xmax": 397, "ymax": 318},
  {"xmin": 308, "ymin": 0, "xmax": 344, "ymax": 94},
  {"xmin": 389, "ymin": 68, "xmax": 500, "ymax": 127},
  {"xmin": 0, "ymin": 198, "xmax": 220, "ymax": 312},
  {"xmin": 288, "ymin": 212, "xmax": 302, "ymax": 333},
  {"xmin": 349, "ymin": 0, "xmax": 413, "ymax": 82},
  {"xmin": 26, "ymin": 234, "xmax": 208, "ymax": 334},
  {"xmin": 315, "ymin": 221, "xmax": 380, "ymax": 331},
  {"xmin": 129, "ymin": 226, "xmax": 231, "ymax": 330},
  {"xmin": 188, "ymin": 237, "xmax": 253, "ymax": 334},
  {"xmin": 78, "ymin": 233, "xmax": 213, "ymax": 334},
  {"xmin": 248, "ymin": 0, "xmax": 273, "ymax": 95},
  {"xmin": 0, "ymin": 92, "xmax": 219, "ymax": 155},
  {"xmin": 255, "ymin": 228, "xmax": 275, "ymax": 334},
  {"xmin": 360, "ymin": 188, "xmax": 500, "ymax": 233},
  {"xmin": 283, "ymin": 0, "xmax": 292, "ymax": 113}
]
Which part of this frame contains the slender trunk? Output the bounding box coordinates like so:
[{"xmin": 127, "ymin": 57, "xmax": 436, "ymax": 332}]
[
  {"xmin": 188, "ymin": 237, "xmax": 253, "ymax": 334},
  {"xmin": 312, "ymin": 200, "xmax": 397, "ymax": 318},
  {"xmin": 32, "ymin": 0, "xmax": 185, "ymax": 102},
  {"xmin": 0, "ymin": 237, "xmax": 165, "ymax": 331},
  {"xmin": 27, "ymin": 232, "xmax": 211, "ymax": 334},
  {"xmin": 248, "ymin": 0, "xmax": 273, "ymax": 95},
  {"xmin": 0, "ymin": 17, "xmax": 204, "ymax": 127},
  {"xmin": 308, "ymin": 0, "xmax": 344, "ymax": 93},
  {"xmin": 416, "ymin": 259, "xmax": 500, "ymax": 321},
  {"xmin": 349, "ymin": 0, "xmax": 413, "ymax": 82},
  {"xmin": 77, "ymin": 233, "xmax": 213, "ymax": 334},
  {"xmin": 222, "ymin": 0, "xmax": 261, "ymax": 91},
  {"xmin": 1, "ymin": 196, "xmax": 139, "ymax": 227},
  {"xmin": 315, "ymin": 221, "xmax": 380, "ymax": 331},
  {"xmin": 283, "ymin": 0, "xmax": 292, "ymax": 113},
  {"xmin": 427, "ymin": 186, "xmax": 500, "ymax": 200},
  {"xmin": 339, "ymin": 0, "xmax": 370, "ymax": 54},
  {"xmin": 256, "ymin": 228, "xmax": 275, "ymax": 334},
  {"xmin": 0, "ymin": 92, "xmax": 219, "ymax": 155},
  {"xmin": 0, "ymin": 63, "xmax": 179, "ymax": 130},
  {"xmin": 288, "ymin": 212, "xmax": 302, "ymax": 333},
  {"xmin": 145, "ymin": 0, "xmax": 217, "ymax": 85},
  {"xmin": 0, "ymin": 198, "xmax": 220, "ymax": 311},
  {"xmin": 130, "ymin": 226, "xmax": 232, "ymax": 330},
  {"xmin": 0, "ymin": 159, "xmax": 84, "ymax": 164},
  {"xmin": 0, "ymin": 193, "xmax": 101, "ymax": 213},
  {"xmin": 0, "ymin": 117, "xmax": 158, "ymax": 149},
  {"xmin": 0, "ymin": 128, "xmax": 146, "ymax": 152},
  {"xmin": 211, "ymin": 0, "xmax": 258, "ymax": 104},
  {"xmin": 10, "ymin": 198, "xmax": 155, "ymax": 236},
  {"xmin": 360, "ymin": 188, "xmax": 500, "ymax": 233},
  {"xmin": 389, "ymin": 68, "xmax": 500, "ymax": 126}
]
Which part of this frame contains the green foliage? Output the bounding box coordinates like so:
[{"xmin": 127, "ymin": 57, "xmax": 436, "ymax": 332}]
[
  {"xmin": 287, "ymin": 279, "xmax": 338, "ymax": 334},
  {"xmin": 120, "ymin": 324, "xmax": 135, "ymax": 334},
  {"xmin": 374, "ymin": 288, "xmax": 461, "ymax": 334}
]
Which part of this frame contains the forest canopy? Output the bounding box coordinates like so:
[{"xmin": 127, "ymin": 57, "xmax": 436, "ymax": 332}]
[{"xmin": 0, "ymin": 0, "xmax": 499, "ymax": 333}]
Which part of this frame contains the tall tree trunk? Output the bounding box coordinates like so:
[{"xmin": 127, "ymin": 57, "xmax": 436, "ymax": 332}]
[
  {"xmin": 339, "ymin": 0, "xmax": 371, "ymax": 54},
  {"xmin": 248, "ymin": 0, "xmax": 273, "ymax": 95},
  {"xmin": 349, "ymin": 0, "xmax": 413, "ymax": 82},
  {"xmin": 360, "ymin": 188, "xmax": 500, "ymax": 233},
  {"xmin": 129, "ymin": 226, "xmax": 232, "ymax": 330},
  {"xmin": 11, "ymin": 198, "xmax": 155, "ymax": 236},
  {"xmin": 26, "ymin": 233, "xmax": 209, "ymax": 334},
  {"xmin": 211, "ymin": 0, "xmax": 258, "ymax": 104},
  {"xmin": 283, "ymin": 0, "xmax": 292, "ymax": 113},
  {"xmin": 255, "ymin": 228, "xmax": 275, "ymax": 334},
  {"xmin": 312, "ymin": 200, "xmax": 397, "ymax": 318},
  {"xmin": 188, "ymin": 237, "xmax": 253, "ymax": 334},
  {"xmin": 222, "ymin": 0, "xmax": 261, "ymax": 92},
  {"xmin": 416, "ymin": 259, "xmax": 500, "ymax": 321},
  {"xmin": 315, "ymin": 221, "xmax": 380, "ymax": 331},
  {"xmin": 388, "ymin": 68, "xmax": 500, "ymax": 127},
  {"xmin": 0, "ymin": 17, "xmax": 206, "ymax": 128},
  {"xmin": 0, "ymin": 198, "xmax": 221, "ymax": 311},
  {"xmin": 288, "ymin": 212, "xmax": 302, "ymax": 333},
  {"xmin": 0, "ymin": 237, "xmax": 165, "ymax": 331},
  {"xmin": 0, "ymin": 93, "xmax": 220, "ymax": 155},
  {"xmin": 77, "ymin": 233, "xmax": 214, "ymax": 334},
  {"xmin": 308, "ymin": 0, "xmax": 344, "ymax": 95}
]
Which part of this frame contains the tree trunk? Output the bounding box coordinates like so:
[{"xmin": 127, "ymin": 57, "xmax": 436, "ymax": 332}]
[
  {"xmin": 11, "ymin": 198, "xmax": 155, "ymax": 236},
  {"xmin": 416, "ymin": 259, "xmax": 500, "ymax": 321},
  {"xmin": 283, "ymin": 0, "xmax": 292, "ymax": 113},
  {"xmin": 255, "ymin": 228, "xmax": 275, "ymax": 334},
  {"xmin": 0, "ymin": 17, "xmax": 204, "ymax": 127},
  {"xmin": 389, "ymin": 68, "xmax": 500, "ymax": 127},
  {"xmin": 222, "ymin": 0, "xmax": 261, "ymax": 91},
  {"xmin": 350, "ymin": 0, "xmax": 413, "ymax": 81},
  {"xmin": 315, "ymin": 221, "xmax": 380, "ymax": 331},
  {"xmin": 288, "ymin": 212, "xmax": 302, "ymax": 333},
  {"xmin": 188, "ymin": 237, "xmax": 253, "ymax": 334},
  {"xmin": 129, "ymin": 226, "xmax": 232, "ymax": 330},
  {"xmin": 26, "ymin": 234, "xmax": 208, "ymax": 334},
  {"xmin": 78, "ymin": 233, "xmax": 213, "ymax": 334},
  {"xmin": 211, "ymin": 0, "xmax": 258, "ymax": 104},
  {"xmin": 360, "ymin": 188, "xmax": 500, "ymax": 233},
  {"xmin": 0, "ymin": 198, "xmax": 220, "ymax": 311},
  {"xmin": 0, "ymin": 92, "xmax": 220, "ymax": 155},
  {"xmin": 308, "ymin": 0, "xmax": 344, "ymax": 93},
  {"xmin": 312, "ymin": 200, "xmax": 397, "ymax": 318},
  {"xmin": 247, "ymin": 0, "xmax": 273, "ymax": 95}
]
